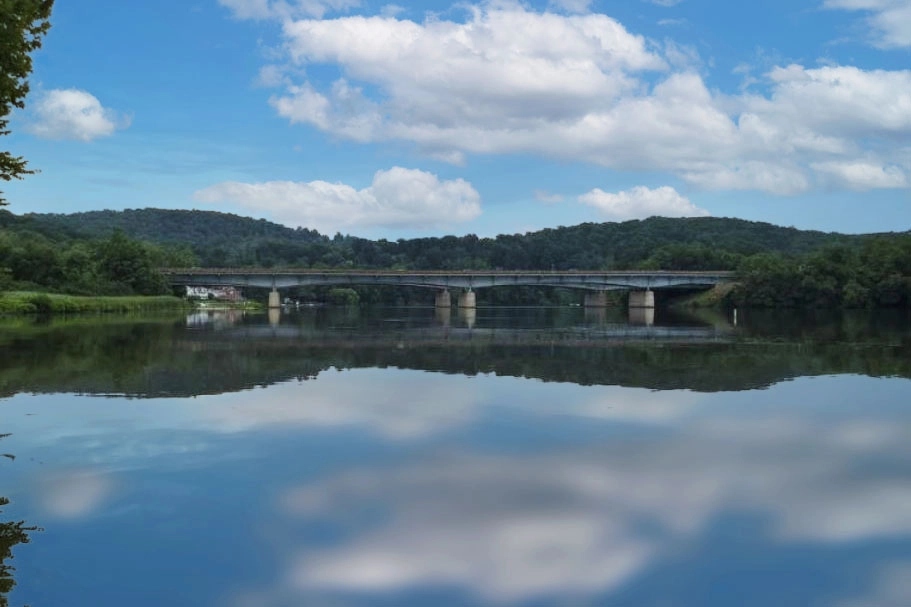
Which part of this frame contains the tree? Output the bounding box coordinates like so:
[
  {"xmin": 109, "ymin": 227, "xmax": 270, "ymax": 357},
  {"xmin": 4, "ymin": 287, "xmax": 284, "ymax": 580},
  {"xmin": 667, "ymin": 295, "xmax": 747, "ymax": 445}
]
[{"xmin": 1, "ymin": 0, "xmax": 54, "ymax": 205}]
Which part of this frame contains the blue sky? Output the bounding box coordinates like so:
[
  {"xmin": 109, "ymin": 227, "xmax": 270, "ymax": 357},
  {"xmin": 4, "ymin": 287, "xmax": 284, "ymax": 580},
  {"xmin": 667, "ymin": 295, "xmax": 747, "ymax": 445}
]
[{"xmin": 4, "ymin": 0, "xmax": 910, "ymax": 238}]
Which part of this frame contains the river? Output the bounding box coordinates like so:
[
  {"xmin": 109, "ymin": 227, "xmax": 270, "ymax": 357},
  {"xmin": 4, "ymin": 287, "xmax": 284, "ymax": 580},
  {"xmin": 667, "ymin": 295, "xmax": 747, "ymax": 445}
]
[{"xmin": 2, "ymin": 306, "xmax": 910, "ymax": 606}]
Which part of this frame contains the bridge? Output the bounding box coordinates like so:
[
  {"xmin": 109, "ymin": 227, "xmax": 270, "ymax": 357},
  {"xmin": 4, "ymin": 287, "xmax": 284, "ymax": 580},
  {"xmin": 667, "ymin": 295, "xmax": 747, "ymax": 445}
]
[{"xmin": 162, "ymin": 268, "xmax": 735, "ymax": 308}]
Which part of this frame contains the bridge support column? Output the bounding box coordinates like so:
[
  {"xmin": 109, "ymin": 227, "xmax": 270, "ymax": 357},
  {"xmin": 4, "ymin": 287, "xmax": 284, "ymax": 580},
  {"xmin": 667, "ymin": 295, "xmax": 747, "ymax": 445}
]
[
  {"xmin": 629, "ymin": 290, "xmax": 655, "ymax": 308},
  {"xmin": 435, "ymin": 305, "xmax": 451, "ymax": 326},
  {"xmin": 435, "ymin": 289, "xmax": 451, "ymax": 308},
  {"xmin": 629, "ymin": 306, "xmax": 655, "ymax": 326},
  {"xmin": 457, "ymin": 290, "xmax": 476, "ymax": 309},
  {"xmin": 584, "ymin": 291, "xmax": 608, "ymax": 308},
  {"xmin": 458, "ymin": 307, "xmax": 477, "ymax": 328},
  {"xmin": 268, "ymin": 288, "xmax": 281, "ymax": 309}
]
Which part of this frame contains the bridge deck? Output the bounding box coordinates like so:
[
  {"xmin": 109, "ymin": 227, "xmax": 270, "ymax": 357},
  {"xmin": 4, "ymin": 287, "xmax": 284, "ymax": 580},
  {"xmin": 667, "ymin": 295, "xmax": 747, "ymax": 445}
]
[{"xmin": 162, "ymin": 269, "xmax": 735, "ymax": 291}]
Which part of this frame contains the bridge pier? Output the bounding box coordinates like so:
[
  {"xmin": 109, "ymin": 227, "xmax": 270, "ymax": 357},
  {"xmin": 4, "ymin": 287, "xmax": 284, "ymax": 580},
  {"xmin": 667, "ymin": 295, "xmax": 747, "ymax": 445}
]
[
  {"xmin": 457, "ymin": 290, "xmax": 476, "ymax": 309},
  {"xmin": 434, "ymin": 305, "xmax": 451, "ymax": 326},
  {"xmin": 584, "ymin": 291, "xmax": 608, "ymax": 308},
  {"xmin": 435, "ymin": 289, "xmax": 451, "ymax": 308},
  {"xmin": 268, "ymin": 288, "xmax": 281, "ymax": 309},
  {"xmin": 628, "ymin": 306, "xmax": 655, "ymax": 326},
  {"xmin": 458, "ymin": 306, "xmax": 477, "ymax": 328},
  {"xmin": 629, "ymin": 289, "xmax": 655, "ymax": 309}
]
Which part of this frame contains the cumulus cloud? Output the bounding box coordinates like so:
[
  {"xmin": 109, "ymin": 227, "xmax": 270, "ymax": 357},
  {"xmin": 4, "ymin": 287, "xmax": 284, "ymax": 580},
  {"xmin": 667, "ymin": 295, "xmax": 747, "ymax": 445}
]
[
  {"xmin": 194, "ymin": 167, "xmax": 481, "ymax": 232},
  {"xmin": 812, "ymin": 160, "xmax": 908, "ymax": 190},
  {"xmin": 823, "ymin": 0, "xmax": 911, "ymax": 48},
  {"xmin": 27, "ymin": 89, "xmax": 128, "ymax": 141},
  {"xmin": 579, "ymin": 185, "xmax": 709, "ymax": 220},
  {"xmin": 246, "ymin": 5, "xmax": 911, "ymax": 195}
]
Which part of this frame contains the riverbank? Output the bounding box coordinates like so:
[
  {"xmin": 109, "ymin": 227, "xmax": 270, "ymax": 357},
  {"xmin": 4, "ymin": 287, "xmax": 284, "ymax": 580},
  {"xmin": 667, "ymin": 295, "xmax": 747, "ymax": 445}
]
[{"xmin": 0, "ymin": 292, "xmax": 190, "ymax": 315}]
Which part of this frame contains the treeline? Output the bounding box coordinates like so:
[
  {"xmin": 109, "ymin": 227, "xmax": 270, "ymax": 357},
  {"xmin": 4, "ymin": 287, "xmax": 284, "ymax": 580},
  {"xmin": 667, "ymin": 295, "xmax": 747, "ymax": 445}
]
[
  {"xmin": 8, "ymin": 209, "xmax": 852, "ymax": 269},
  {"xmin": 0, "ymin": 226, "xmax": 195, "ymax": 296},
  {"xmin": 734, "ymin": 237, "xmax": 911, "ymax": 308},
  {"xmin": 2, "ymin": 208, "xmax": 911, "ymax": 307}
]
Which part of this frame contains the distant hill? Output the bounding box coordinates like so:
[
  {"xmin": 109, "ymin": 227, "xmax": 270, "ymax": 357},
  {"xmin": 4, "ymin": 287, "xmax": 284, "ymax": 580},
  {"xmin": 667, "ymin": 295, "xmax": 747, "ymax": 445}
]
[{"xmin": 0, "ymin": 207, "xmax": 889, "ymax": 270}]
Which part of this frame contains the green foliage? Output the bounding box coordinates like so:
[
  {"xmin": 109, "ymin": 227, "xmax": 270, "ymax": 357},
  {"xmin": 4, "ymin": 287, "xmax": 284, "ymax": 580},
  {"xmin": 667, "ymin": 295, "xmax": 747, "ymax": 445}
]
[
  {"xmin": 733, "ymin": 237, "xmax": 911, "ymax": 308},
  {"xmin": 0, "ymin": 224, "xmax": 189, "ymax": 298},
  {"xmin": 3, "ymin": 207, "xmax": 911, "ymax": 308},
  {"xmin": 326, "ymin": 287, "xmax": 360, "ymax": 305},
  {"xmin": 0, "ymin": 292, "xmax": 186, "ymax": 314},
  {"xmin": 1, "ymin": 0, "xmax": 54, "ymax": 205}
]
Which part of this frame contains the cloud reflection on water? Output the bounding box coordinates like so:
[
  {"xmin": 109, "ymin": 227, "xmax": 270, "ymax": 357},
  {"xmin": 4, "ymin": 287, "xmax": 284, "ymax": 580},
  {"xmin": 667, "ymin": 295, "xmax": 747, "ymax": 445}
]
[
  {"xmin": 5, "ymin": 370, "xmax": 911, "ymax": 606},
  {"xmin": 257, "ymin": 411, "xmax": 911, "ymax": 605}
]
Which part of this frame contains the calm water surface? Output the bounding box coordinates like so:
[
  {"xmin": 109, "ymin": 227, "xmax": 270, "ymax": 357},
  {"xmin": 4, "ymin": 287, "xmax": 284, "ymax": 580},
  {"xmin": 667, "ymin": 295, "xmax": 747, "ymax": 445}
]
[{"xmin": 2, "ymin": 306, "xmax": 911, "ymax": 606}]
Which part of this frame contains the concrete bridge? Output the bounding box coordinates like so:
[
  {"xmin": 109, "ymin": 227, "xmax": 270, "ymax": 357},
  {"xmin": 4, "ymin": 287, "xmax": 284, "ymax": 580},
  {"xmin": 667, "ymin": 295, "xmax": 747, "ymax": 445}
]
[{"xmin": 161, "ymin": 268, "xmax": 735, "ymax": 309}]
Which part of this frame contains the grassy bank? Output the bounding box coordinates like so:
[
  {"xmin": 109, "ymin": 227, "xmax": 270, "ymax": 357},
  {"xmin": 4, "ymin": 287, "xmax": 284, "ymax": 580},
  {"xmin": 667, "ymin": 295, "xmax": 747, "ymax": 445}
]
[{"xmin": 0, "ymin": 292, "xmax": 190, "ymax": 315}]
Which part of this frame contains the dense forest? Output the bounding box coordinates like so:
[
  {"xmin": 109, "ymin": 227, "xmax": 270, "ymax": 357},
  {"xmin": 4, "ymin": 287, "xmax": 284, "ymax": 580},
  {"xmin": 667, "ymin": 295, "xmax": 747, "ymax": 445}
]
[{"xmin": 2, "ymin": 208, "xmax": 911, "ymax": 307}]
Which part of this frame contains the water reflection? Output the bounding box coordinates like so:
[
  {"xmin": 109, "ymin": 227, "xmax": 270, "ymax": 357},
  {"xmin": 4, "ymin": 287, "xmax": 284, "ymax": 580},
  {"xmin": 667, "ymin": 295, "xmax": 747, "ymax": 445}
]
[
  {"xmin": 269, "ymin": 404, "xmax": 911, "ymax": 605},
  {"xmin": 1, "ymin": 436, "xmax": 39, "ymax": 607},
  {"xmin": 0, "ymin": 499, "xmax": 34, "ymax": 607},
  {"xmin": 627, "ymin": 306, "xmax": 655, "ymax": 326},
  {"xmin": 1, "ymin": 309, "xmax": 911, "ymax": 606},
  {"xmin": 2, "ymin": 308, "xmax": 911, "ymax": 399}
]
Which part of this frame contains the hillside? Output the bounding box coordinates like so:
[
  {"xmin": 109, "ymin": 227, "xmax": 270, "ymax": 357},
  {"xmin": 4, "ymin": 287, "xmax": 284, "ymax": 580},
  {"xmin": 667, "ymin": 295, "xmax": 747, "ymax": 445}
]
[{"xmin": 1, "ymin": 208, "xmax": 869, "ymax": 270}]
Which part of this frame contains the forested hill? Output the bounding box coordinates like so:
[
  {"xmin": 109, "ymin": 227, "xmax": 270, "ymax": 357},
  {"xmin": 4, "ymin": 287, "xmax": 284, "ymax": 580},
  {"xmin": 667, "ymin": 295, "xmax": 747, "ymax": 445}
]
[{"xmin": 1, "ymin": 207, "xmax": 869, "ymax": 270}]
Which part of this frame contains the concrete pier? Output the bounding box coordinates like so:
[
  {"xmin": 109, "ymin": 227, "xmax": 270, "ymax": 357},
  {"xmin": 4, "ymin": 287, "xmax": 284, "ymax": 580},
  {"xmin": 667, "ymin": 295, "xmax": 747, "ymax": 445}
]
[
  {"xmin": 628, "ymin": 290, "xmax": 655, "ymax": 308},
  {"xmin": 457, "ymin": 290, "xmax": 477, "ymax": 308},
  {"xmin": 458, "ymin": 306, "xmax": 477, "ymax": 328},
  {"xmin": 268, "ymin": 308, "xmax": 281, "ymax": 326},
  {"xmin": 268, "ymin": 288, "xmax": 281, "ymax": 309},
  {"xmin": 584, "ymin": 291, "xmax": 608, "ymax": 308},
  {"xmin": 628, "ymin": 306, "xmax": 655, "ymax": 326},
  {"xmin": 435, "ymin": 289, "xmax": 451, "ymax": 308},
  {"xmin": 434, "ymin": 305, "xmax": 451, "ymax": 326}
]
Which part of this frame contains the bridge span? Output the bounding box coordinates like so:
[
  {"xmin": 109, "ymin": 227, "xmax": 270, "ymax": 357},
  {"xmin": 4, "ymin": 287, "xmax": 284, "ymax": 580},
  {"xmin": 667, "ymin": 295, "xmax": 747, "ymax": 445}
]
[{"xmin": 161, "ymin": 268, "xmax": 735, "ymax": 309}]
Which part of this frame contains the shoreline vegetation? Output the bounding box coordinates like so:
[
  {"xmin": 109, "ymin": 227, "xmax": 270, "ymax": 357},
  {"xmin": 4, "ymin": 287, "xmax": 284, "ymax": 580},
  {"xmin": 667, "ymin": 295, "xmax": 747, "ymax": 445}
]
[
  {"xmin": 0, "ymin": 292, "xmax": 189, "ymax": 315},
  {"xmin": 0, "ymin": 292, "xmax": 268, "ymax": 315}
]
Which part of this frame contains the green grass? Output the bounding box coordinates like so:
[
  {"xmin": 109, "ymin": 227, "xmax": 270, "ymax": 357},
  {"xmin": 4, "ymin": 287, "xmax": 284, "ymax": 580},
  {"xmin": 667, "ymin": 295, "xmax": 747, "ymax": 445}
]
[{"xmin": 0, "ymin": 291, "xmax": 190, "ymax": 315}]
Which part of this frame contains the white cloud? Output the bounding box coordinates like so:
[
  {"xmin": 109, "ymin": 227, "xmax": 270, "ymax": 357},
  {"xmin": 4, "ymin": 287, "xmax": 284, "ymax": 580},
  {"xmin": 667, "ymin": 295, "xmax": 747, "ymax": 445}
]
[
  {"xmin": 379, "ymin": 3, "xmax": 405, "ymax": 17},
  {"xmin": 233, "ymin": 4, "xmax": 911, "ymax": 196},
  {"xmin": 649, "ymin": 0, "xmax": 684, "ymax": 6},
  {"xmin": 579, "ymin": 185, "xmax": 709, "ymax": 220},
  {"xmin": 255, "ymin": 64, "xmax": 289, "ymax": 87},
  {"xmin": 194, "ymin": 167, "xmax": 481, "ymax": 232},
  {"xmin": 812, "ymin": 160, "xmax": 908, "ymax": 190},
  {"xmin": 27, "ymin": 89, "xmax": 128, "ymax": 142},
  {"xmin": 823, "ymin": 0, "xmax": 911, "ymax": 48}
]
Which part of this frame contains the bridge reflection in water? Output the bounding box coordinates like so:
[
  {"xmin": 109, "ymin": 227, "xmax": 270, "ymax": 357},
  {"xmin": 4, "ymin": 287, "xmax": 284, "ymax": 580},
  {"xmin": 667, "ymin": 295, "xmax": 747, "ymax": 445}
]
[{"xmin": 225, "ymin": 307, "xmax": 728, "ymax": 344}]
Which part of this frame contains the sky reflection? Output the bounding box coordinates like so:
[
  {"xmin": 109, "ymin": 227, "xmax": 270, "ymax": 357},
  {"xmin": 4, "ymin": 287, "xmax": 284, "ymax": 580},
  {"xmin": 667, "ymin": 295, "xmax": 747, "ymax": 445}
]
[{"xmin": 2, "ymin": 369, "xmax": 910, "ymax": 606}]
